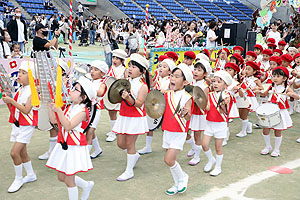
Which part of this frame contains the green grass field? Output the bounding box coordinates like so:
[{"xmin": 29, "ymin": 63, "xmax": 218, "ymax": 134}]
[{"xmin": 1, "ymin": 41, "xmax": 300, "ymax": 199}]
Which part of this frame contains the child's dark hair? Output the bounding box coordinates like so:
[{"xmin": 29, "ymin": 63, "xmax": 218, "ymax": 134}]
[
  {"xmin": 113, "ymin": 56, "xmax": 125, "ymax": 67},
  {"xmin": 172, "ymin": 67, "xmax": 186, "ymax": 81},
  {"xmin": 194, "ymin": 62, "xmax": 207, "ymax": 77},
  {"xmin": 272, "ymin": 68, "xmax": 288, "ymax": 90},
  {"xmin": 225, "ymin": 66, "xmax": 242, "ymax": 83},
  {"xmin": 129, "ymin": 60, "xmax": 150, "ymax": 89},
  {"xmin": 230, "ymin": 56, "xmax": 239, "ymax": 65},
  {"xmin": 72, "ymin": 82, "xmax": 92, "ymax": 111}
]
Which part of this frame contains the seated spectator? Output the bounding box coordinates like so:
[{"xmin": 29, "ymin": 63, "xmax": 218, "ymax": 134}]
[
  {"xmin": 183, "ymin": 34, "xmax": 192, "ymax": 47},
  {"xmin": 44, "ymin": 0, "xmax": 50, "ymax": 10}
]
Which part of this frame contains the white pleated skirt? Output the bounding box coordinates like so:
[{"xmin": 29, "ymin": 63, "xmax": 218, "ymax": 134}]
[
  {"xmin": 46, "ymin": 143, "xmax": 93, "ymax": 175},
  {"xmin": 249, "ymin": 96, "xmax": 259, "ymax": 112},
  {"xmin": 272, "ymin": 109, "xmax": 293, "ymax": 130},
  {"xmin": 189, "ymin": 114, "xmax": 206, "ymax": 131},
  {"xmin": 229, "ymin": 103, "xmax": 239, "ymax": 119},
  {"xmin": 112, "ymin": 115, "xmax": 149, "ymax": 135}
]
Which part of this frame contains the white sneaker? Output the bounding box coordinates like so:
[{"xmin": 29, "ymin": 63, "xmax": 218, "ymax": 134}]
[
  {"xmin": 38, "ymin": 151, "xmax": 50, "ymax": 160},
  {"xmin": 204, "ymin": 158, "xmax": 216, "ymax": 172},
  {"xmin": 270, "ymin": 150, "xmax": 280, "ymax": 157},
  {"xmin": 177, "ymin": 173, "xmax": 188, "ymax": 194},
  {"xmin": 260, "ymin": 146, "xmax": 272, "ymax": 155},
  {"xmin": 247, "ymin": 122, "xmax": 252, "ymax": 134},
  {"xmin": 81, "ymin": 181, "xmax": 94, "ymax": 200},
  {"xmin": 222, "ymin": 139, "xmax": 227, "ymax": 146},
  {"xmin": 8, "ymin": 178, "xmax": 23, "ymax": 193},
  {"xmin": 236, "ymin": 131, "xmax": 247, "ymax": 138},
  {"xmin": 106, "ymin": 131, "xmax": 112, "ymax": 137},
  {"xmin": 297, "ymin": 138, "xmax": 300, "ymax": 143},
  {"xmin": 106, "ymin": 133, "xmax": 116, "ymax": 142},
  {"xmin": 23, "ymin": 174, "xmax": 37, "ymax": 184},
  {"xmin": 188, "ymin": 158, "xmax": 200, "ymax": 166},
  {"xmin": 165, "ymin": 185, "xmax": 178, "ymax": 196},
  {"xmin": 228, "ymin": 119, "xmax": 233, "ymax": 123},
  {"xmin": 210, "ymin": 167, "xmax": 222, "ymax": 176},
  {"xmin": 116, "ymin": 171, "xmax": 134, "ymax": 181},
  {"xmin": 187, "ymin": 149, "xmax": 195, "ymax": 157},
  {"xmin": 137, "ymin": 147, "xmax": 152, "ymax": 155},
  {"xmin": 90, "ymin": 150, "xmax": 103, "ymax": 159}
]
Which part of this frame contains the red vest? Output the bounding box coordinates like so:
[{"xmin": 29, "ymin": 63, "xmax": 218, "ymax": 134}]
[
  {"xmin": 270, "ymin": 93, "xmax": 289, "ymax": 109},
  {"xmin": 206, "ymin": 92, "xmax": 232, "ymax": 122},
  {"xmin": 241, "ymin": 81, "xmax": 256, "ymax": 97}
]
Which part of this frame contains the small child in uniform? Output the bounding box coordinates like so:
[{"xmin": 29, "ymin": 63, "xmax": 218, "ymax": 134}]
[
  {"xmin": 233, "ymin": 46, "xmax": 244, "ymax": 55},
  {"xmin": 212, "ymin": 48, "xmax": 230, "ymax": 72},
  {"xmin": 254, "ymin": 44, "xmax": 263, "ymax": 62},
  {"xmin": 11, "ymin": 43, "xmax": 23, "ymax": 58}
]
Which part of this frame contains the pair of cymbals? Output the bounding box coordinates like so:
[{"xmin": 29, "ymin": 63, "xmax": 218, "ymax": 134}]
[
  {"xmin": 185, "ymin": 85, "xmax": 207, "ymax": 110},
  {"xmin": 108, "ymin": 79, "xmax": 131, "ymax": 104},
  {"xmin": 103, "ymin": 77, "xmax": 117, "ymax": 110},
  {"xmin": 145, "ymin": 89, "xmax": 166, "ymax": 119}
]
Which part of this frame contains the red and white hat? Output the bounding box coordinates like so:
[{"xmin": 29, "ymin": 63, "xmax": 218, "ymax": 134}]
[
  {"xmin": 246, "ymin": 61, "xmax": 260, "ymax": 71},
  {"xmin": 233, "ymin": 46, "xmax": 244, "ymax": 52},
  {"xmin": 281, "ymin": 54, "xmax": 293, "ymax": 63},
  {"xmin": 269, "ymin": 56, "xmax": 282, "ymax": 66},
  {"xmin": 254, "ymin": 44, "xmax": 263, "ymax": 52},
  {"xmin": 262, "ymin": 49, "xmax": 273, "ymax": 56},
  {"xmin": 214, "ymin": 70, "xmax": 232, "ymax": 86},
  {"xmin": 225, "ymin": 62, "xmax": 240, "ymax": 73},
  {"xmin": 273, "ymin": 66, "xmax": 289, "ymax": 78},
  {"xmin": 278, "ymin": 41, "xmax": 287, "ymax": 46},
  {"xmin": 162, "ymin": 59, "xmax": 176, "ymax": 71},
  {"xmin": 273, "ymin": 49, "xmax": 283, "ymax": 56},
  {"xmin": 184, "ymin": 51, "xmax": 196, "ymax": 60},
  {"xmin": 246, "ymin": 51, "xmax": 257, "ymax": 59}
]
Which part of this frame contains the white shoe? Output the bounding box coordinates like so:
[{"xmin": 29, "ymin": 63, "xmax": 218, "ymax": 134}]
[
  {"xmin": 236, "ymin": 131, "xmax": 247, "ymax": 138},
  {"xmin": 81, "ymin": 181, "xmax": 94, "ymax": 200},
  {"xmin": 297, "ymin": 138, "xmax": 300, "ymax": 143},
  {"xmin": 90, "ymin": 150, "xmax": 103, "ymax": 159},
  {"xmin": 247, "ymin": 122, "xmax": 252, "ymax": 134},
  {"xmin": 260, "ymin": 146, "xmax": 272, "ymax": 155},
  {"xmin": 222, "ymin": 139, "xmax": 227, "ymax": 146},
  {"xmin": 106, "ymin": 133, "xmax": 116, "ymax": 142},
  {"xmin": 8, "ymin": 178, "xmax": 23, "ymax": 193},
  {"xmin": 210, "ymin": 167, "xmax": 222, "ymax": 176},
  {"xmin": 187, "ymin": 149, "xmax": 195, "ymax": 157},
  {"xmin": 270, "ymin": 150, "xmax": 280, "ymax": 157},
  {"xmin": 116, "ymin": 171, "xmax": 134, "ymax": 181},
  {"xmin": 38, "ymin": 151, "xmax": 50, "ymax": 160},
  {"xmin": 106, "ymin": 131, "xmax": 112, "ymax": 137},
  {"xmin": 165, "ymin": 185, "xmax": 178, "ymax": 196},
  {"xmin": 204, "ymin": 158, "xmax": 216, "ymax": 172},
  {"xmin": 188, "ymin": 158, "xmax": 200, "ymax": 166},
  {"xmin": 137, "ymin": 147, "xmax": 152, "ymax": 155},
  {"xmin": 228, "ymin": 119, "xmax": 233, "ymax": 123},
  {"xmin": 177, "ymin": 173, "xmax": 188, "ymax": 193},
  {"xmin": 23, "ymin": 174, "xmax": 37, "ymax": 184}
]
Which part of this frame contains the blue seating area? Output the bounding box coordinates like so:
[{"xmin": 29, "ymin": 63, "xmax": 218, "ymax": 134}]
[
  {"xmin": 109, "ymin": 0, "xmax": 253, "ymax": 22},
  {"xmin": 16, "ymin": 0, "xmax": 58, "ymax": 18},
  {"xmin": 0, "ymin": 1, "xmax": 14, "ymax": 13}
]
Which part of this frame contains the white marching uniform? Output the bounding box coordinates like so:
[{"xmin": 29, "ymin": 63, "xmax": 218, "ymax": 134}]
[
  {"xmin": 240, "ymin": 76, "xmax": 259, "ymax": 112},
  {"xmin": 227, "ymin": 79, "xmax": 239, "ymax": 119}
]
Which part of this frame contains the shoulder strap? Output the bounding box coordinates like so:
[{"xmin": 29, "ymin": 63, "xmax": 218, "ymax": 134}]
[{"xmin": 83, "ymin": 104, "xmax": 96, "ymax": 133}]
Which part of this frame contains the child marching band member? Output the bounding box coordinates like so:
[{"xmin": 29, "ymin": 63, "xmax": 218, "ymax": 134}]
[
  {"xmin": 212, "ymin": 48, "xmax": 230, "ymax": 71},
  {"xmin": 241, "ymin": 51, "xmax": 256, "ymax": 76},
  {"xmin": 202, "ymin": 70, "xmax": 233, "ymax": 176},
  {"xmin": 260, "ymin": 67, "xmax": 299, "ymax": 156},
  {"xmin": 236, "ymin": 61, "xmax": 263, "ymax": 137},
  {"xmin": 112, "ymin": 53, "xmax": 150, "ymax": 181},
  {"xmin": 165, "ymin": 51, "xmax": 179, "ymax": 63},
  {"xmin": 267, "ymin": 43, "xmax": 277, "ymax": 51},
  {"xmin": 254, "ymin": 44, "xmax": 263, "ymax": 62},
  {"xmin": 106, "ymin": 49, "xmax": 128, "ymax": 142},
  {"xmin": 278, "ymin": 41, "xmax": 287, "ymax": 53},
  {"xmin": 288, "ymin": 47, "xmax": 298, "ymax": 62},
  {"xmin": 281, "ymin": 54, "xmax": 293, "ymax": 68},
  {"xmin": 187, "ymin": 60, "xmax": 210, "ymax": 165},
  {"xmin": 261, "ymin": 56, "xmax": 282, "ymax": 84},
  {"xmin": 183, "ymin": 51, "xmax": 196, "ymax": 70},
  {"xmin": 87, "ymin": 60, "xmax": 109, "ymax": 159},
  {"xmin": 273, "ymin": 49, "xmax": 283, "ymax": 57},
  {"xmin": 46, "ymin": 76, "xmax": 96, "ymax": 200},
  {"xmin": 291, "ymin": 54, "xmax": 300, "ymax": 142},
  {"xmin": 230, "ymin": 53, "xmax": 244, "ymax": 67},
  {"xmin": 4, "ymin": 61, "xmax": 38, "ymax": 192},
  {"xmin": 138, "ymin": 58, "xmax": 175, "ymax": 155},
  {"xmin": 233, "ymin": 46, "xmax": 244, "ymax": 55},
  {"xmin": 260, "ymin": 49, "xmax": 273, "ymax": 74},
  {"xmin": 39, "ymin": 58, "xmax": 70, "ymax": 160},
  {"xmin": 162, "ymin": 65, "xmax": 193, "ymax": 195}
]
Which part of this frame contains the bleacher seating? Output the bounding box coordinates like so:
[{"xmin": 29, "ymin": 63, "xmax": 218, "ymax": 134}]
[
  {"xmin": 109, "ymin": 0, "xmax": 253, "ymax": 22},
  {"xmin": 16, "ymin": 0, "xmax": 58, "ymax": 19}
]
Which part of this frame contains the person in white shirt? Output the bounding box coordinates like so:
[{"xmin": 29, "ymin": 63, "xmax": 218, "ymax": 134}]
[
  {"xmin": 267, "ymin": 22, "xmax": 281, "ymax": 45},
  {"xmin": 78, "ymin": 2, "xmax": 84, "ymax": 16},
  {"xmin": 206, "ymin": 21, "xmax": 218, "ymax": 48}
]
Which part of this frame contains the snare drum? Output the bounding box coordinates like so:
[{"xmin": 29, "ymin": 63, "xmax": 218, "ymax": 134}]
[
  {"xmin": 235, "ymin": 95, "xmax": 250, "ymax": 109},
  {"xmin": 294, "ymin": 100, "xmax": 300, "ymax": 113},
  {"xmin": 256, "ymin": 103, "xmax": 281, "ymax": 128},
  {"xmin": 147, "ymin": 115, "xmax": 162, "ymax": 131}
]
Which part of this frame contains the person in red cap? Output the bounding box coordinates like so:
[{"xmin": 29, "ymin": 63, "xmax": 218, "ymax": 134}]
[
  {"xmin": 201, "ymin": 49, "xmax": 210, "ymax": 58},
  {"xmin": 281, "ymin": 54, "xmax": 293, "ymax": 68},
  {"xmin": 287, "ymin": 47, "xmax": 298, "ymax": 63},
  {"xmin": 260, "ymin": 49, "xmax": 273, "ymax": 73},
  {"xmin": 183, "ymin": 51, "xmax": 196, "ymax": 69},
  {"xmin": 292, "ymin": 53, "xmax": 300, "ymax": 71},
  {"xmin": 245, "ymin": 51, "xmax": 257, "ymax": 62},
  {"xmin": 267, "ymin": 38, "xmax": 276, "ymax": 44},
  {"xmin": 273, "ymin": 49, "xmax": 283, "ymax": 57},
  {"xmin": 261, "ymin": 56, "xmax": 282, "ymax": 84},
  {"xmin": 267, "ymin": 43, "xmax": 277, "ymax": 51},
  {"xmin": 254, "ymin": 44, "xmax": 263, "ymax": 62},
  {"xmin": 230, "ymin": 53, "xmax": 244, "ymax": 66},
  {"xmin": 278, "ymin": 41, "xmax": 287, "ymax": 52},
  {"xmin": 260, "ymin": 66, "xmax": 299, "ymax": 157},
  {"xmin": 233, "ymin": 46, "xmax": 244, "ymax": 55},
  {"xmin": 165, "ymin": 51, "xmax": 179, "ymax": 62},
  {"xmin": 212, "ymin": 48, "xmax": 230, "ymax": 71},
  {"xmin": 236, "ymin": 61, "xmax": 263, "ymax": 138}
]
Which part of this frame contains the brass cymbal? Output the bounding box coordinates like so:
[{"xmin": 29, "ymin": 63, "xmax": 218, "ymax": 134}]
[
  {"xmin": 145, "ymin": 89, "xmax": 166, "ymax": 119},
  {"xmin": 103, "ymin": 77, "xmax": 118, "ymax": 110},
  {"xmin": 108, "ymin": 79, "xmax": 131, "ymax": 104},
  {"xmin": 193, "ymin": 86, "xmax": 207, "ymax": 110}
]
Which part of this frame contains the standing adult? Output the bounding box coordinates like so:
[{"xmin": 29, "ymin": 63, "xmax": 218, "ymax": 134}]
[
  {"xmin": 78, "ymin": 2, "xmax": 84, "ymax": 16},
  {"xmin": 206, "ymin": 21, "xmax": 218, "ymax": 48},
  {"xmin": 266, "ymin": 22, "xmax": 281, "ymax": 45},
  {"xmin": 7, "ymin": 7, "xmax": 27, "ymax": 52}
]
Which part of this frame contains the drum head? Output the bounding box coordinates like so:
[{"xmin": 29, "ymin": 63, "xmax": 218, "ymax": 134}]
[
  {"xmin": 146, "ymin": 115, "xmax": 163, "ymax": 131},
  {"xmin": 256, "ymin": 103, "xmax": 280, "ymax": 115}
]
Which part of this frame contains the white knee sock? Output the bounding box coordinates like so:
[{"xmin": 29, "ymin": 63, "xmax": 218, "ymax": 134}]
[
  {"xmin": 170, "ymin": 161, "xmax": 185, "ymax": 181},
  {"xmin": 146, "ymin": 136, "xmax": 152, "ymax": 149},
  {"xmin": 289, "ymin": 101, "xmax": 294, "ymax": 111},
  {"xmin": 215, "ymin": 154, "xmax": 223, "ymax": 169},
  {"xmin": 263, "ymin": 134, "xmax": 271, "ymax": 148},
  {"xmin": 193, "ymin": 145, "xmax": 202, "ymax": 159},
  {"xmin": 110, "ymin": 120, "xmax": 116, "ymax": 131},
  {"xmin": 169, "ymin": 165, "xmax": 178, "ymax": 186},
  {"xmin": 242, "ymin": 119, "xmax": 248, "ymax": 133},
  {"xmin": 75, "ymin": 176, "xmax": 89, "ymax": 188},
  {"xmin": 125, "ymin": 154, "xmax": 136, "ymax": 175},
  {"xmin": 67, "ymin": 186, "xmax": 78, "ymax": 200},
  {"xmin": 23, "ymin": 160, "xmax": 35, "ymax": 176},
  {"xmin": 186, "ymin": 136, "xmax": 196, "ymax": 150},
  {"xmin": 92, "ymin": 136, "xmax": 102, "ymax": 152},
  {"xmin": 274, "ymin": 136, "xmax": 282, "ymax": 152},
  {"xmin": 204, "ymin": 149, "xmax": 215, "ymax": 162},
  {"xmin": 14, "ymin": 164, "xmax": 23, "ymax": 179},
  {"xmin": 49, "ymin": 136, "xmax": 57, "ymax": 153},
  {"xmin": 227, "ymin": 127, "xmax": 230, "ymax": 141},
  {"xmin": 88, "ymin": 145, "xmax": 92, "ymax": 153}
]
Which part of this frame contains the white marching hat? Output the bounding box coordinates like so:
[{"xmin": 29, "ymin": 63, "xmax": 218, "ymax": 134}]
[
  {"xmin": 58, "ymin": 58, "xmax": 70, "ymax": 74},
  {"xmin": 195, "ymin": 60, "xmax": 212, "ymax": 75},
  {"xmin": 19, "ymin": 61, "xmax": 36, "ymax": 79},
  {"xmin": 112, "ymin": 49, "xmax": 128, "ymax": 60},
  {"xmin": 77, "ymin": 76, "xmax": 97, "ymax": 103},
  {"xmin": 196, "ymin": 53, "xmax": 210, "ymax": 62},
  {"xmin": 177, "ymin": 63, "xmax": 193, "ymax": 84},
  {"xmin": 214, "ymin": 70, "xmax": 232, "ymax": 86},
  {"xmin": 130, "ymin": 53, "xmax": 149, "ymax": 69},
  {"xmin": 162, "ymin": 59, "xmax": 176, "ymax": 71},
  {"xmin": 91, "ymin": 60, "xmax": 109, "ymax": 74}
]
